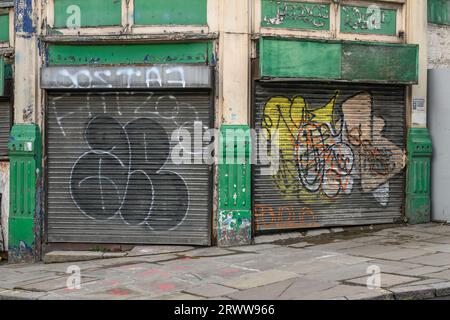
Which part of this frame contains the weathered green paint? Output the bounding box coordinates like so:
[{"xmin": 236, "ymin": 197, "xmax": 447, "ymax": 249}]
[
  {"xmin": 260, "ymin": 38, "xmax": 342, "ymax": 79},
  {"xmin": 48, "ymin": 42, "xmax": 213, "ymax": 65},
  {"xmin": 260, "ymin": 38, "xmax": 419, "ymax": 84},
  {"xmin": 4, "ymin": 63, "xmax": 12, "ymax": 80},
  {"xmin": 53, "ymin": 0, "xmax": 122, "ymax": 28},
  {"xmin": 0, "ymin": 14, "xmax": 9, "ymax": 42},
  {"xmin": 341, "ymin": 43, "xmax": 418, "ymax": 83},
  {"xmin": 340, "ymin": 5, "xmax": 397, "ymax": 36},
  {"xmin": 8, "ymin": 124, "xmax": 43, "ymax": 263},
  {"xmin": 134, "ymin": 0, "xmax": 207, "ymax": 25},
  {"xmin": 428, "ymin": 0, "xmax": 450, "ymax": 25},
  {"xmin": 0, "ymin": 57, "xmax": 3, "ymax": 96},
  {"xmin": 261, "ymin": 0, "xmax": 330, "ymax": 31},
  {"xmin": 218, "ymin": 125, "xmax": 252, "ymax": 247},
  {"xmin": 406, "ymin": 128, "xmax": 432, "ymax": 224}
]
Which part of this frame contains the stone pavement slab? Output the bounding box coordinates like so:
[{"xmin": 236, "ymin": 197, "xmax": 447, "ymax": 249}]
[
  {"xmin": 127, "ymin": 245, "xmax": 195, "ymax": 257},
  {"xmin": 226, "ymin": 279, "xmax": 298, "ymax": 300},
  {"xmin": 397, "ymin": 266, "xmax": 449, "ymax": 277},
  {"xmin": 424, "ymin": 269, "xmax": 450, "ymax": 280},
  {"xmin": 223, "ymin": 270, "xmax": 299, "ymax": 290},
  {"xmin": 184, "ymin": 284, "xmax": 238, "ymax": 298},
  {"xmin": 346, "ymin": 273, "xmax": 419, "ymax": 288},
  {"xmin": 405, "ymin": 253, "xmax": 450, "ymax": 267}
]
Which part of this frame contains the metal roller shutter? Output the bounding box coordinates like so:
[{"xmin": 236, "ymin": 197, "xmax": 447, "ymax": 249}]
[
  {"xmin": 253, "ymin": 82, "xmax": 406, "ymax": 232},
  {"xmin": 0, "ymin": 99, "xmax": 11, "ymax": 157},
  {"xmin": 47, "ymin": 91, "xmax": 212, "ymax": 245}
]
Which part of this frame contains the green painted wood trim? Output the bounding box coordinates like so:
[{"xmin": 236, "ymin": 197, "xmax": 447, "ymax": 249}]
[
  {"xmin": 0, "ymin": 57, "xmax": 4, "ymax": 96},
  {"xmin": 53, "ymin": 0, "xmax": 122, "ymax": 28},
  {"xmin": 260, "ymin": 38, "xmax": 341, "ymax": 79},
  {"xmin": 428, "ymin": 0, "xmax": 450, "ymax": 25},
  {"xmin": 340, "ymin": 5, "xmax": 397, "ymax": 36},
  {"xmin": 261, "ymin": 0, "xmax": 330, "ymax": 31},
  {"xmin": 48, "ymin": 42, "xmax": 213, "ymax": 65},
  {"xmin": 134, "ymin": 0, "xmax": 207, "ymax": 26},
  {"xmin": 0, "ymin": 13, "xmax": 9, "ymax": 42},
  {"xmin": 260, "ymin": 38, "xmax": 418, "ymax": 84}
]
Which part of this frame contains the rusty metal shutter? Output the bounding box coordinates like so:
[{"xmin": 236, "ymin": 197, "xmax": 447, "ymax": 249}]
[
  {"xmin": 47, "ymin": 91, "xmax": 212, "ymax": 245},
  {"xmin": 0, "ymin": 99, "xmax": 11, "ymax": 157},
  {"xmin": 253, "ymin": 82, "xmax": 406, "ymax": 232}
]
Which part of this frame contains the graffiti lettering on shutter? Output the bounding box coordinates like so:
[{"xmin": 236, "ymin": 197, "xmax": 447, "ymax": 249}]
[{"xmin": 262, "ymin": 91, "xmax": 405, "ymax": 207}]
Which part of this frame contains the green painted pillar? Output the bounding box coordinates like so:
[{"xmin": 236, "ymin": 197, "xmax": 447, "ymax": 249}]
[
  {"xmin": 218, "ymin": 125, "xmax": 252, "ymax": 247},
  {"xmin": 406, "ymin": 128, "xmax": 432, "ymax": 224},
  {"xmin": 8, "ymin": 124, "xmax": 42, "ymax": 263}
]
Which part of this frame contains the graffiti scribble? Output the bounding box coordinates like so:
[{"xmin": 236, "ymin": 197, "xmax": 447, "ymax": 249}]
[{"xmin": 262, "ymin": 91, "xmax": 405, "ymax": 206}]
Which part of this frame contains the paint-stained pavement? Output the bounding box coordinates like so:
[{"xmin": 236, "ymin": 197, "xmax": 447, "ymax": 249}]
[{"xmin": 2, "ymin": 223, "xmax": 450, "ymax": 300}]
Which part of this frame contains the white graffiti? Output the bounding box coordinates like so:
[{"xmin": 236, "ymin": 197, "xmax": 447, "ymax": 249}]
[{"xmin": 43, "ymin": 66, "xmax": 191, "ymax": 89}]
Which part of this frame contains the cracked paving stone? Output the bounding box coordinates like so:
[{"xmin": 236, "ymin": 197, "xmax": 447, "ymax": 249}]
[
  {"xmin": 127, "ymin": 246, "xmax": 196, "ymax": 257},
  {"xmin": 222, "ymin": 270, "xmax": 299, "ymax": 290},
  {"xmin": 306, "ymin": 241, "xmax": 366, "ymax": 251},
  {"xmin": 226, "ymin": 279, "xmax": 297, "ymax": 300},
  {"xmin": 397, "ymin": 266, "xmax": 449, "ymax": 277},
  {"xmin": 184, "ymin": 284, "xmax": 238, "ymax": 298},
  {"xmin": 14, "ymin": 276, "xmax": 99, "ymax": 292},
  {"xmin": 300, "ymin": 285, "xmax": 377, "ymax": 300},
  {"xmin": 423, "ymin": 269, "xmax": 450, "ymax": 281},
  {"xmin": 316, "ymin": 254, "xmax": 373, "ymax": 265},
  {"xmin": 227, "ymin": 244, "xmax": 282, "ymax": 252},
  {"xmin": 157, "ymin": 293, "xmax": 204, "ymax": 300},
  {"xmin": 346, "ymin": 273, "xmax": 419, "ymax": 288},
  {"xmin": 405, "ymin": 253, "xmax": 450, "ymax": 267},
  {"xmin": 363, "ymin": 248, "xmax": 430, "ymax": 260},
  {"xmin": 367, "ymin": 260, "xmax": 422, "ymax": 274},
  {"xmin": 278, "ymin": 279, "xmax": 339, "ymax": 300},
  {"xmin": 303, "ymin": 263, "xmax": 373, "ymax": 282},
  {"xmin": 181, "ymin": 248, "xmax": 236, "ymax": 258},
  {"xmin": 346, "ymin": 289, "xmax": 394, "ymax": 300}
]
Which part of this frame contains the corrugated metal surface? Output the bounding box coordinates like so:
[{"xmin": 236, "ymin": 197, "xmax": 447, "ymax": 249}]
[
  {"xmin": 0, "ymin": 99, "xmax": 11, "ymax": 157},
  {"xmin": 253, "ymin": 82, "xmax": 406, "ymax": 232},
  {"xmin": 47, "ymin": 91, "xmax": 212, "ymax": 245}
]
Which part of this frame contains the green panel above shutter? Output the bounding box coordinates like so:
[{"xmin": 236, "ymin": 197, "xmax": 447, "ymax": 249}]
[
  {"xmin": 341, "ymin": 43, "xmax": 418, "ymax": 83},
  {"xmin": 48, "ymin": 43, "xmax": 213, "ymax": 65},
  {"xmin": 134, "ymin": 0, "xmax": 207, "ymax": 25},
  {"xmin": 260, "ymin": 38, "xmax": 418, "ymax": 84},
  {"xmin": 260, "ymin": 39, "xmax": 342, "ymax": 79}
]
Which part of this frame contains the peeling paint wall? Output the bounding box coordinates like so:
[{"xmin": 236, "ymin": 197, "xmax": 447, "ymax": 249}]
[
  {"xmin": 0, "ymin": 162, "xmax": 9, "ymax": 251},
  {"xmin": 428, "ymin": 23, "xmax": 450, "ymax": 69}
]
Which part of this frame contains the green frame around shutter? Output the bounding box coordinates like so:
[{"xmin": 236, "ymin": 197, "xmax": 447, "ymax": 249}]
[{"xmin": 47, "ymin": 42, "xmax": 213, "ymax": 65}]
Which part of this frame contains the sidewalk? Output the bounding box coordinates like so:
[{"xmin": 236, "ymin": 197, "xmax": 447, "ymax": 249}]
[{"xmin": 2, "ymin": 223, "xmax": 450, "ymax": 300}]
